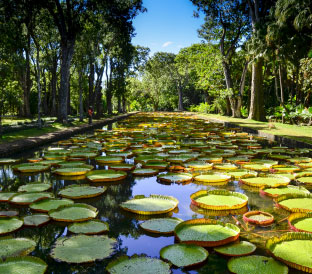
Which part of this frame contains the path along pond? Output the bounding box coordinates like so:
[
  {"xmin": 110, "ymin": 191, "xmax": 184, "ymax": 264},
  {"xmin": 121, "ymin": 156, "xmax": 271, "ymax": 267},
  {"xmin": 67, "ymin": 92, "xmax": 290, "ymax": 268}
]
[{"xmin": 0, "ymin": 112, "xmax": 312, "ymax": 273}]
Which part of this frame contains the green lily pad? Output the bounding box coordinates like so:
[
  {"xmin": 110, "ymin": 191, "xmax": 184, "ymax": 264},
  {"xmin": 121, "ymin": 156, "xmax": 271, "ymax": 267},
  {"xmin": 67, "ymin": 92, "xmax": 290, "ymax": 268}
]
[
  {"xmin": 50, "ymin": 234, "xmax": 116, "ymax": 263},
  {"xmin": 16, "ymin": 164, "xmax": 49, "ymax": 173},
  {"xmin": 297, "ymin": 176, "xmax": 312, "ymax": 185},
  {"xmin": 0, "ymin": 256, "xmax": 47, "ymax": 274},
  {"xmin": 142, "ymin": 161, "xmax": 169, "ymax": 169},
  {"xmin": 68, "ymin": 220, "xmax": 109, "ymax": 234},
  {"xmin": 289, "ymin": 214, "xmax": 312, "ymax": 233},
  {"xmin": 53, "ymin": 167, "xmax": 91, "ymax": 176},
  {"xmin": 58, "ymin": 185, "xmax": 106, "ymax": 199},
  {"xmin": 86, "ymin": 170, "xmax": 127, "ymax": 182},
  {"xmin": 228, "ymin": 255, "xmax": 288, "ymax": 274},
  {"xmin": 49, "ymin": 203, "xmax": 98, "ymax": 222},
  {"xmin": 260, "ymin": 185, "xmax": 310, "ymax": 198},
  {"xmin": 0, "ymin": 237, "xmax": 36, "ymax": 257},
  {"xmin": 30, "ymin": 198, "xmax": 74, "ymax": 212},
  {"xmin": 174, "ymin": 219, "xmax": 240, "ymax": 247},
  {"xmin": 140, "ymin": 217, "xmax": 183, "ymax": 234},
  {"xmin": 276, "ymin": 193, "xmax": 312, "ymax": 212},
  {"xmin": 225, "ymin": 169, "xmax": 257, "ymax": 179},
  {"xmin": 0, "ymin": 158, "xmax": 19, "ymax": 164},
  {"xmin": 132, "ymin": 168, "xmax": 159, "ymax": 176},
  {"xmin": 0, "ymin": 217, "xmax": 23, "ymax": 235},
  {"xmin": 266, "ymin": 232, "xmax": 312, "ymax": 272},
  {"xmin": 0, "ymin": 192, "xmax": 16, "ymax": 202},
  {"xmin": 106, "ymin": 255, "xmax": 171, "ymax": 274},
  {"xmin": 242, "ymin": 164, "xmax": 271, "ymax": 171},
  {"xmin": 108, "ymin": 164, "xmax": 135, "ymax": 171},
  {"xmin": 23, "ymin": 214, "xmax": 50, "ymax": 227},
  {"xmin": 183, "ymin": 161, "xmax": 213, "ymax": 170},
  {"xmin": 194, "ymin": 174, "xmax": 231, "ymax": 183},
  {"xmin": 214, "ymin": 241, "xmax": 256, "ymax": 256},
  {"xmin": 18, "ymin": 183, "xmax": 51, "ymax": 192},
  {"xmin": 95, "ymin": 156, "xmax": 124, "ymax": 164},
  {"xmin": 241, "ymin": 175, "xmax": 290, "ymax": 188},
  {"xmin": 157, "ymin": 172, "xmax": 193, "ymax": 183},
  {"xmin": 160, "ymin": 243, "xmax": 208, "ymax": 267},
  {"xmin": 9, "ymin": 192, "xmax": 53, "ymax": 205},
  {"xmin": 120, "ymin": 194, "xmax": 178, "ymax": 215}
]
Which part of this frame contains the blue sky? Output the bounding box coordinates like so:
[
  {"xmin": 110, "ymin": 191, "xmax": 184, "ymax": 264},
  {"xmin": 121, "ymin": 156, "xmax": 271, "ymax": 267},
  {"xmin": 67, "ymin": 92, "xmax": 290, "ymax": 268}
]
[{"xmin": 132, "ymin": 0, "xmax": 205, "ymax": 56}]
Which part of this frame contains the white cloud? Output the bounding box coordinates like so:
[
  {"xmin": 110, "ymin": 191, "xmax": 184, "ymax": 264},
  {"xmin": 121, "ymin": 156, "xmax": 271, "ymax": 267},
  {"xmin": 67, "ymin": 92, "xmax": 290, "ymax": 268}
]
[{"xmin": 162, "ymin": 41, "xmax": 173, "ymax": 48}]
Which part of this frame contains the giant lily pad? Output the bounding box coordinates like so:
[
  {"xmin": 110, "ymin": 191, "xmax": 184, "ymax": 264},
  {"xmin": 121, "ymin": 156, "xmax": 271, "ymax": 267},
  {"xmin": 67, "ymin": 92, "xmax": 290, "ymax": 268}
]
[
  {"xmin": 23, "ymin": 214, "xmax": 50, "ymax": 227},
  {"xmin": 53, "ymin": 167, "xmax": 91, "ymax": 176},
  {"xmin": 174, "ymin": 218, "xmax": 240, "ymax": 247},
  {"xmin": 0, "ymin": 237, "xmax": 36, "ymax": 257},
  {"xmin": 30, "ymin": 198, "xmax": 74, "ymax": 212},
  {"xmin": 183, "ymin": 161, "xmax": 213, "ymax": 170},
  {"xmin": 288, "ymin": 212, "xmax": 312, "ymax": 233},
  {"xmin": 108, "ymin": 164, "xmax": 135, "ymax": 171},
  {"xmin": 68, "ymin": 220, "xmax": 109, "ymax": 234},
  {"xmin": 0, "ymin": 256, "xmax": 47, "ymax": 274},
  {"xmin": 190, "ymin": 189, "xmax": 248, "ymax": 210},
  {"xmin": 266, "ymin": 232, "xmax": 312, "ymax": 272},
  {"xmin": 228, "ymin": 255, "xmax": 288, "ymax": 274},
  {"xmin": 276, "ymin": 193, "xmax": 312, "ymax": 213},
  {"xmin": 139, "ymin": 217, "xmax": 183, "ymax": 234},
  {"xmin": 297, "ymin": 177, "xmax": 312, "ymax": 186},
  {"xmin": 86, "ymin": 170, "xmax": 127, "ymax": 182},
  {"xmin": 9, "ymin": 192, "xmax": 53, "ymax": 205},
  {"xmin": 214, "ymin": 241, "xmax": 256, "ymax": 256},
  {"xmin": 243, "ymin": 211, "xmax": 274, "ymax": 226},
  {"xmin": 95, "ymin": 156, "xmax": 124, "ymax": 164},
  {"xmin": 0, "ymin": 192, "xmax": 16, "ymax": 202},
  {"xmin": 58, "ymin": 185, "xmax": 106, "ymax": 199},
  {"xmin": 106, "ymin": 255, "xmax": 171, "ymax": 274},
  {"xmin": 120, "ymin": 194, "xmax": 178, "ymax": 215},
  {"xmin": 132, "ymin": 168, "xmax": 159, "ymax": 176},
  {"xmin": 194, "ymin": 174, "xmax": 231, "ymax": 183},
  {"xmin": 160, "ymin": 243, "xmax": 208, "ymax": 267},
  {"xmin": 142, "ymin": 161, "xmax": 169, "ymax": 170},
  {"xmin": 49, "ymin": 203, "xmax": 98, "ymax": 222},
  {"xmin": 240, "ymin": 175, "xmax": 290, "ymax": 188},
  {"xmin": 16, "ymin": 164, "xmax": 50, "ymax": 173},
  {"xmin": 260, "ymin": 185, "xmax": 310, "ymax": 198},
  {"xmin": 0, "ymin": 217, "xmax": 23, "ymax": 235},
  {"xmin": 0, "ymin": 158, "xmax": 19, "ymax": 165},
  {"xmin": 157, "ymin": 172, "xmax": 193, "ymax": 183},
  {"xmin": 18, "ymin": 183, "xmax": 51, "ymax": 192},
  {"xmin": 225, "ymin": 169, "xmax": 257, "ymax": 180},
  {"xmin": 242, "ymin": 164, "xmax": 271, "ymax": 171},
  {"xmin": 50, "ymin": 234, "xmax": 116, "ymax": 263}
]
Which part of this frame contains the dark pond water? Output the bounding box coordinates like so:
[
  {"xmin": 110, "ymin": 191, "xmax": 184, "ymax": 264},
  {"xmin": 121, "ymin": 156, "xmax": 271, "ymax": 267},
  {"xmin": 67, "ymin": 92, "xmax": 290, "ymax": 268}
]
[{"xmin": 0, "ymin": 113, "xmax": 310, "ymax": 273}]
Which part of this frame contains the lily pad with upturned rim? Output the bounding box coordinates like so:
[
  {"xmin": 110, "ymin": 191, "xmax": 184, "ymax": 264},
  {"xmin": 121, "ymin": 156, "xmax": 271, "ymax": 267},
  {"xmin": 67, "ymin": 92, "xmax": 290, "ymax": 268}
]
[
  {"xmin": 0, "ymin": 237, "xmax": 36, "ymax": 258},
  {"xmin": 50, "ymin": 234, "xmax": 116, "ymax": 263},
  {"xmin": 108, "ymin": 163, "xmax": 135, "ymax": 171},
  {"xmin": 240, "ymin": 175, "xmax": 290, "ymax": 188},
  {"xmin": 9, "ymin": 192, "xmax": 53, "ymax": 205},
  {"xmin": 260, "ymin": 185, "xmax": 310, "ymax": 198},
  {"xmin": 52, "ymin": 167, "xmax": 91, "ymax": 176},
  {"xmin": 0, "ymin": 217, "xmax": 23, "ymax": 235},
  {"xmin": 58, "ymin": 185, "xmax": 106, "ymax": 199},
  {"xmin": 297, "ymin": 177, "xmax": 312, "ymax": 185},
  {"xmin": 95, "ymin": 156, "xmax": 124, "ymax": 164},
  {"xmin": 120, "ymin": 194, "xmax": 178, "ymax": 215},
  {"xmin": 18, "ymin": 183, "xmax": 51, "ymax": 192},
  {"xmin": 139, "ymin": 217, "xmax": 183, "ymax": 234},
  {"xmin": 106, "ymin": 254, "xmax": 171, "ymax": 274},
  {"xmin": 68, "ymin": 220, "xmax": 109, "ymax": 234},
  {"xmin": 214, "ymin": 241, "xmax": 256, "ymax": 256},
  {"xmin": 30, "ymin": 198, "xmax": 74, "ymax": 212},
  {"xmin": 157, "ymin": 172, "xmax": 193, "ymax": 183},
  {"xmin": 132, "ymin": 168, "xmax": 159, "ymax": 176},
  {"xmin": 23, "ymin": 214, "xmax": 50, "ymax": 227},
  {"xmin": 194, "ymin": 174, "xmax": 231, "ymax": 183},
  {"xmin": 276, "ymin": 193, "xmax": 312, "ymax": 213},
  {"xmin": 160, "ymin": 243, "xmax": 208, "ymax": 268},
  {"xmin": 49, "ymin": 203, "xmax": 98, "ymax": 222},
  {"xmin": 228, "ymin": 255, "xmax": 288, "ymax": 274},
  {"xmin": 0, "ymin": 256, "xmax": 47, "ymax": 274},
  {"xmin": 243, "ymin": 211, "xmax": 274, "ymax": 226},
  {"xmin": 288, "ymin": 212, "xmax": 312, "ymax": 233},
  {"xmin": 0, "ymin": 192, "xmax": 16, "ymax": 202},
  {"xmin": 16, "ymin": 164, "xmax": 50, "ymax": 173},
  {"xmin": 86, "ymin": 170, "xmax": 127, "ymax": 182}
]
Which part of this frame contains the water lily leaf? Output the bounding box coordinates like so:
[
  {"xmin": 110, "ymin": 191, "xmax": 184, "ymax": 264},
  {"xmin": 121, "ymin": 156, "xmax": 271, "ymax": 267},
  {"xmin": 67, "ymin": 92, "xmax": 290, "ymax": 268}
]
[
  {"xmin": 174, "ymin": 218, "xmax": 240, "ymax": 247},
  {"xmin": 272, "ymin": 165, "xmax": 301, "ymax": 173},
  {"xmin": 0, "ymin": 158, "xmax": 19, "ymax": 165},
  {"xmin": 0, "ymin": 192, "xmax": 16, "ymax": 202},
  {"xmin": 106, "ymin": 254, "xmax": 171, "ymax": 274},
  {"xmin": 183, "ymin": 161, "xmax": 213, "ymax": 170},
  {"xmin": 276, "ymin": 193, "xmax": 312, "ymax": 212},
  {"xmin": 160, "ymin": 243, "xmax": 208, "ymax": 267},
  {"xmin": 214, "ymin": 241, "xmax": 256, "ymax": 256},
  {"xmin": 157, "ymin": 172, "xmax": 193, "ymax": 183},
  {"xmin": 86, "ymin": 170, "xmax": 127, "ymax": 182},
  {"xmin": 9, "ymin": 192, "xmax": 53, "ymax": 205},
  {"xmin": 50, "ymin": 234, "xmax": 116, "ymax": 263},
  {"xmin": 191, "ymin": 189, "xmax": 248, "ymax": 210},
  {"xmin": 288, "ymin": 212, "xmax": 312, "ymax": 233},
  {"xmin": 0, "ymin": 256, "xmax": 47, "ymax": 274},
  {"xmin": 243, "ymin": 211, "xmax": 274, "ymax": 226},
  {"xmin": 214, "ymin": 163, "xmax": 238, "ymax": 170},
  {"xmin": 266, "ymin": 232, "xmax": 312, "ymax": 272},
  {"xmin": 0, "ymin": 237, "xmax": 36, "ymax": 258},
  {"xmin": 194, "ymin": 174, "xmax": 231, "ymax": 183},
  {"xmin": 16, "ymin": 164, "xmax": 50, "ymax": 173},
  {"xmin": 228, "ymin": 255, "xmax": 288, "ymax": 274},
  {"xmin": 95, "ymin": 156, "xmax": 124, "ymax": 164},
  {"xmin": 140, "ymin": 217, "xmax": 183, "ymax": 234},
  {"xmin": 30, "ymin": 198, "xmax": 74, "ymax": 212},
  {"xmin": 260, "ymin": 185, "xmax": 309, "ymax": 198},
  {"xmin": 53, "ymin": 167, "xmax": 91, "ymax": 176},
  {"xmin": 68, "ymin": 220, "xmax": 109, "ymax": 234},
  {"xmin": 0, "ymin": 217, "xmax": 23, "ymax": 235},
  {"xmin": 225, "ymin": 169, "xmax": 257, "ymax": 179},
  {"xmin": 142, "ymin": 161, "xmax": 169, "ymax": 169},
  {"xmin": 23, "ymin": 214, "xmax": 50, "ymax": 227},
  {"xmin": 132, "ymin": 168, "xmax": 159, "ymax": 176},
  {"xmin": 49, "ymin": 203, "xmax": 98, "ymax": 222},
  {"xmin": 120, "ymin": 194, "xmax": 178, "ymax": 215},
  {"xmin": 58, "ymin": 185, "xmax": 106, "ymax": 199},
  {"xmin": 18, "ymin": 183, "xmax": 51, "ymax": 192},
  {"xmin": 108, "ymin": 164, "xmax": 135, "ymax": 171},
  {"xmin": 242, "ymin": 163, "xmax": 271, "ymax": 171},
  {"xmin": 297, "ymin": 176, "xmax": 312, "ymax": 185},
  {"xmin": 240, "ymin": 175, "xmax": 290, "ymax": 188}
]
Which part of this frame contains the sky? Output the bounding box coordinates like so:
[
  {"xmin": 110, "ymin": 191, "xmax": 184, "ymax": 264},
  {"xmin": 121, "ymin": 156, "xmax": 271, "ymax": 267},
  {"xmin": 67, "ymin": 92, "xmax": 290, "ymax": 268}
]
[{"xmin": 131, "ymin": 0, "xmax": 205, "ymax": 56}]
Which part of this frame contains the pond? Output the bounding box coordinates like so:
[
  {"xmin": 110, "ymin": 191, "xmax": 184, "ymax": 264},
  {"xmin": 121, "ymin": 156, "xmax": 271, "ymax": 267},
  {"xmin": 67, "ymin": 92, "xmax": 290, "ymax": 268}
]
[{"xmin": 0, "ymin": 112, "xmax": 311, "ymax": 273}]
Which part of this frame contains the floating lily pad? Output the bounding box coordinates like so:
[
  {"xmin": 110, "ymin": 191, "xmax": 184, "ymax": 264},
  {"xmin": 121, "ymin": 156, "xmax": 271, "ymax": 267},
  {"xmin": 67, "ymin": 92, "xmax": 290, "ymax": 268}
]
[
  {"xmin": 142, "ymin": 161, "xmax": 169, "ymax": 170},
  {"xmin": 0, "ymin": 158, "xmax": 19, "ymax": 165},
  {"xmin": 139, "ymin": 217, "xmax": 183, "ymax": 234},
  {"xmin": 0, "ymin": 256, "xmax": 47, "ymax": 274},
  {"xmin": 120, "ymin": 194, "xmax": 178, "ymax": 215},
  {"xmin": 272, "ymin": 165, "xmax": 301, "ymax": 173},
  {"xmin": 183, "ymin": 161, "xmax": 213, "ymax": 170},
  {"xmin": 228, "ymin": 255, "xmax": 288, "ymax": 274},
  {"xmin": 68, "ymin": 220, "xmax": 109, "ymax": 234},
  {"xmin": 214, "ymin": 241, "xmax": 256, "ymax": 256},
  {"xmin": 242, "ymin": 164, "xmax": 271, "ymax": 171},
  {"xmin": 174, "ymin": 218, "xmax": 240, "ymax": 247},
  {"xmin": 50, "ymin": 234, "xmax": 116, "ymax": 263},
  {"xmin": 53, "ymin": 167, "xmax": 91, "ymax": 176},
  {"xmin": 0, "ymin": 237, "xmax": 36, "ymax": 257},
  {"xmin": 108, "ymin": 164, "xmax": 135, "ymax": 171},
  {"xmin": 0, "ymin": 210, "xmax": 18, "ymax": 217},
  {"xmin": 157, "ymin": 172, "xmax": 193, "ymax": 183},
  {"xmin": 0, "ymin": 217, "xmax": 23, "ymax": 235},
  {"xmin": 266, "ymin": 232, "xmax": 312, "ymax": 272},
  {"xmin": 214, "ymin": 163, "xmax": 238, "ymax": 170},
  {"xmin": 0, "ymin": 192, "xmax": 16, "ymax": 202},
  {"xmin": 30, "ymin": 198, "xmax": 74, "ymax": 212},
  {"xmin": 240, "ymin": 175, "xmax": 290, "ymax": 188},
  {"xmin": 106, "ymin": 255, "xmax": 171, "ymax": 274},
  {"xmin": 23, "ymin": 214, "xmax": 50, "ymax": 227},
  {"xmin": 86, "ymin": 170, "xmax": 127, "ymax": 182},
  {"xmin": 49, "ymin": 203, "xmax": 98, "ymax": 222},
  {"xmin": 132, "ymin": 168, "xmax": 159, "ymax": 176},
  {"xmin": 243, "ymin": 211, "xmax": 274, "ymax": 226},
  {"xmin": 9, "ymin": 192, "xmax": 53, "ymax": 205},
  {"xmin": 160, "ymin": 243, "xmax": 208, "ymax": 267},
  {"xmin": 58, "ymin": 185, "xmax": 106, "ymax": 199},
  {"xmin": 288, "ymin": 212, "xmax": 312, "ymax": 233},
  {"xmin": 95, "ymin": 156, "xmax": 124, "ymax": 164},
  {"xmin": 16, "ymin": 164, "xmax": 49, "ymax": 173},
  {"xmin": 191, "ymin": 189, "xmax": 248, "ymax": 210},
  {"xmin": 276, "ymin": 193, "xmax": 312, "ymax": 212},
  {"xmin": 194, "ymin": 174, "xmax": 231, "ymax": 183},
  {"xmin": 260, "ymin": 185, "xmax": 310, "ymax": 198},
  {"xmin": 18, "ymin": 183, "xmax": 51, "ymax": 192},
  {"xmin": 225, "ymin": 169, "xmax": 257, "ymax": 179},
  {"xmin": 297, "ymin": 177, "xmax": 312, "ymax": 185}
]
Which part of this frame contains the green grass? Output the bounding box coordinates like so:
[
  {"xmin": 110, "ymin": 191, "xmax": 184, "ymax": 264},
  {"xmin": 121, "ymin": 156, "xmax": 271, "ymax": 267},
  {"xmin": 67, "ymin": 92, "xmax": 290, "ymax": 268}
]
[{"xmin": 195, "ymin": 113, "xmax": 312, "ymax": 145}]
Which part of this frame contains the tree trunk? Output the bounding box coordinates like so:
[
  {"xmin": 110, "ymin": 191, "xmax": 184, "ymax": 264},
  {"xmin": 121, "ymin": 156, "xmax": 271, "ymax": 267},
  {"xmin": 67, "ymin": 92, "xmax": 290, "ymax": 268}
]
[
  {"xmin": 35, "ymin": 43, "xmax": 42, "ymax": 128},
  {"xmin": 58, "ymin": 39, "xmax": 75, "ymax": 123},
  {"xmin": 88, "ymin": 62, "xmax": 95, "ymax": 108},
  {"xmin": 23, "ymin": 33, "xmax": 31, "ymax": 117},
  {"xmin": 117, "ymin": 96, "xmax": 122, "ymax": 113},
  {"xmin": 178, "ymin": 86, "xmax": 184, "ymax": 111},
  {"xmin": 106, "ymin": 89, "xmax": 112, "ymax": 115},
  {"xmin": 248, "ymin": 57, "xmax": 266, "ymax": 121},
  {"xmin": 279, "ymin": 64, "xmax": 284, "ymax": 105},
  {"xmin": 78, "ymin": 69, "xmax": 84, "ymax": 122},
  {"xmin": 51, "ymin": 55, "xmax": 57, "ymax": 116},
  {"xmin": 221, "ymin": 61, "xmax": 235, "ymax": 116},
  {"xmin": 122, "ymin": 94, "xmax": 126, "ymax": 113},
  {"xmin": 94, "ymin": 66, "xmax": 104, "ymax": 118}
]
